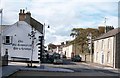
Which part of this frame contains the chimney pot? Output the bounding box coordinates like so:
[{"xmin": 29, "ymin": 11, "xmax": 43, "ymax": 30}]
[
  {"xmin": 23, "ymin": 9, "xmax": 25, "ymax": 13},
  {"xmin": 20, "ymin": 9, "xmax": 22, "ymax": 13},
  {"xmin": 19, "ymin": 9, "xmax": 26, "ymax": 21}
]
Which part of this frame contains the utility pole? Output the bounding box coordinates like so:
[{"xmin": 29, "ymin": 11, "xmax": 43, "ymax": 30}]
[{"xmin": 88, "ymin": 33, "xmax": 92, "ymax": 62}]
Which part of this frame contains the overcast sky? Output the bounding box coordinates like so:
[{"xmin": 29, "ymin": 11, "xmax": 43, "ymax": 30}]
[{"xmin": 0, "ymin": 0, "xmax": 119, "ymax": 45}]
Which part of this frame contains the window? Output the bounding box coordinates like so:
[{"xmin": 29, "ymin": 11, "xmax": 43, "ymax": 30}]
[
  {"xmin": 107, "ymin": 52, "xmax": 110, "ymax": 63},
  {"xmin": 96, "ymin": 52, "xmax": 98, "ymax": 61},
  {"xmin": 108, "ymin": 38, "xmax": 110, "ymax": 49},
  {"xmin": 101, "ymin": 40, "xmax": 104, "ymax": 50},
  {"xmin": 96, "ymin": 41, "xmax": 99, "ymax": 50},
  {"xmin": 4, "ymin": 36, "xmax": 13, "ymax": 45},
  {"xmin": 101, "ymin": 53, "xmax": 104, "ymax": 64}
]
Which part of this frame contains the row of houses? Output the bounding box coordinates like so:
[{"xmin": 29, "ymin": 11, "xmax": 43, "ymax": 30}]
[
  {"xmin": 94, "ymin": 28, "xmax": 120, "ymax": 68},
  {"xmin": 48, "ymin": 27, "xmax": 120, "ymax": 68},
  {"xmin": 0, "ymin": 9, "xmax": 119, "ymax": 68}
]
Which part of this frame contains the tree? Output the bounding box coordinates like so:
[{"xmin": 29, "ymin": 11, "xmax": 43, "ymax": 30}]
[{"xmin": 70, "ymin": 28, "xmax": 104, "ymax": 54}]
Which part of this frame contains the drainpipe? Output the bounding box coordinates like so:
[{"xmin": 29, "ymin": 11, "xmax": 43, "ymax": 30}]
[{"xmin": 113, "ymin": 36, "xmax": 116, "ymax": 68}]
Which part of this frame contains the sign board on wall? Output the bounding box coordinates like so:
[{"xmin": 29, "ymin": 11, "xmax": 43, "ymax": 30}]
[{"xmin": 12, "ymin": 40, "xmax": 32, "ymax": 51}]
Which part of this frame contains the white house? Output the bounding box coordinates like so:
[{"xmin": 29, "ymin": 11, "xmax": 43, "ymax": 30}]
[
  {"xmin": 62, "ymin": 44, "xmax": 73, "ymax": 59},
  {"xmin": 0, "ymin": 9, "xmax": 44, "ymax": 62},
  {"xmin": 94, "ymin": 28, "xmax": 120, "ymax": 68}
]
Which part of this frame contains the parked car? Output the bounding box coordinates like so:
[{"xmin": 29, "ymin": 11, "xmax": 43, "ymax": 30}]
[
  {"xmin": 62, "ymin": 55, "xmax": 66, "ymax": 58},
  {"xmin": 71, "ymin": 55, "xmax": 82, "ymax": 62},
  {"xmin": 53, "ymin": 59, "xmax": 63, "ymax": 64}
]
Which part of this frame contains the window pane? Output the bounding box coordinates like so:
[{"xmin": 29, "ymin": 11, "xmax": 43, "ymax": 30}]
[
  {"xmin": 6, "ymin": 36, "xmax": 10, "ymax": 43},
  {"xmin": 4, "ymin": 36, "xmax": 12, "ymax": 44},
  {"xmin": 6, "ymin": 36, "xmax": 10, "ymax": 40},
  {"xmin": 6, "ymin": 40, "xmax": 10, "ymax": 43}
]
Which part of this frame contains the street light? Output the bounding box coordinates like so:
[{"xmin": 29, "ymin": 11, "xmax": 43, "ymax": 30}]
[
  {"xmin": 43, "ymin": 23, "xmax": 50, "ymax": 48},
  {"xmin": 88, "ymin": 33, "xmax": 92, "ymax": 62},
  {"xmin": 0, "ymin": 9, "xmax": 3, "ymax": 63}
]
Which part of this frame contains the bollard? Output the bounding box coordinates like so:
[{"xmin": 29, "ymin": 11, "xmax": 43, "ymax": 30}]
[{"xmin": 2, "ymin": 49, "xmax": 9, "ymax": 66}]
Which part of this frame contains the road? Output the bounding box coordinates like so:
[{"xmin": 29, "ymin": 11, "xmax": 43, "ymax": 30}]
[
  {"xmin": 42, "ymin": 59, "xmax": 119, "ymax": 76},
  {"xmin": 6, "ymin": 60, "xmax": 120, "ymax": 77}
]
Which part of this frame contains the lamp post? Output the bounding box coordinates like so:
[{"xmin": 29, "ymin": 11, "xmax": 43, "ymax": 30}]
[
  {"xmin": 88, "ymin": 33, "xmax": 92, "ymax": 62},
  {"xmin": 43, "ymin": 23, "xmax": 50, "ymax": 44},
  {"xmin": 28, "ymin": 28, "xmax": 36, "ymax": 67},
  {"xmin": 0, "ymin": 9, "xmax": 3, "ymax": 63}
]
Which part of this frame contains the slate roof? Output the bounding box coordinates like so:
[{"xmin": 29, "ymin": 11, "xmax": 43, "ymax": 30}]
[
  {"xmin": 1, "ymin": 17, "xmax": 44, "ymax": 34},
  {"xmin": 95, "ymin": 28, "xmax": 120, "ymax": 40},
  {"xmin": 30, "ymin": 17, "xmax": 43, "ymax": 34}
]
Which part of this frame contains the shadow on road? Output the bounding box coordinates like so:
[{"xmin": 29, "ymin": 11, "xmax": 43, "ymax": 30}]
[{"xmin": 63, "ymin": 59, "xmax": 76, "ymax": 65}]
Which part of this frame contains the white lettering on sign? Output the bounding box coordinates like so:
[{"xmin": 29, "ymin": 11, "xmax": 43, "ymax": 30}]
[
  {"xmin": 12, "ymin": 44, "xmax": 32, "ymax": 50},
  {"xmin": 12, "ymin": 40, "xmax": 32, "ymax": 50}
]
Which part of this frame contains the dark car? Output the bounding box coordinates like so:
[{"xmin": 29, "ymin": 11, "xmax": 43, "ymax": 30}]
[
  {"xmin": 53, "ymin": 59, "xmax": 63, "ymax": 64},
  {"xmin": 71, "ymin": 55, "xmax": 82, "ymax": 62}
]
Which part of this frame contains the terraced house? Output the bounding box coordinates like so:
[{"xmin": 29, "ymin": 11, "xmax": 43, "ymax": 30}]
[{"xmin": 94, "ymin": 27, "xmax": 120, "ymax": 68}]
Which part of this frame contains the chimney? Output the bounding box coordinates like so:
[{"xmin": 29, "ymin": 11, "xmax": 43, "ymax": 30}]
[
  {"xmin": 19, "ymin": 9, "xmax": 26, "ymax": 21},
  {"xmin": 98, "ymin": 26, "xmax": 105, "ymax": 34},
  {"xmin": 61, "ymin": 42, "xmax": 64, "ymax": 45},
  {"xmin": 105, "ymin": 26, "xmax": 114, "ymax": 33},
  {"xmin": 25, "ymin": 11, "xmax": 31, "ymax": 24}
]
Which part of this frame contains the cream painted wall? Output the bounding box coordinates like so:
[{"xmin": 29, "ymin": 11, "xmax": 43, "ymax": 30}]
[
  {"xmin": 94, "ymin": 36, "xmax": 115, "ymax": 67},
  {"xmin": 62, "ymin": 45, "xmax": 73, "ymax": 58}
]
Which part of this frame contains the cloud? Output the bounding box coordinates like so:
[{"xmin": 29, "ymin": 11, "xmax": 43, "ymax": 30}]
[
  {"xmin": 98, "ymin": 15, "xmax": 118, "ymax": 28},
  {"xmin": 1, "ymin": 0, "xmax": 118, "ymax": 45}
]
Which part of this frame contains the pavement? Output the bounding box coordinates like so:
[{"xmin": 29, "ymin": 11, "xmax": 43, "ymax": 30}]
[
  {"xmin": 1, "ymin": 62, "xmax": 74, "ymax": 78},
  {"xmin": 80, "ymin": 62, "xmax": 119, "ymax": 73}
]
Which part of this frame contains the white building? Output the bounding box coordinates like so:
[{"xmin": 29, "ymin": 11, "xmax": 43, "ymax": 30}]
[
  {"xmin": 94, "ymin": 28, "xmax": 120, "ymax": 68},
  {"xmin": 62, "ymin": 44, "xmax": 73, "ymax": 59},
  {"xmin": 0, "ymin": 9, "xmax": 44, "ymax": 62}
]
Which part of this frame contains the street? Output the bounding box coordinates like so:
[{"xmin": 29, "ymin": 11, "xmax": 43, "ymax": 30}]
[
  {"xmin": 41, "ymin": 59, "xmax": 119, "ymax": 76},
  {"xmin": 6, "ymin": 59, "xmax": 119, "ymax": 78}
]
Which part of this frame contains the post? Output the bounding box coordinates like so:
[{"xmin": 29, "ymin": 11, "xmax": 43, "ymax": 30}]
[
  {"xmin": 74, "ymin": 35, "xmax": 76, "ymax": 56},
  {"xmin": 90, "ymin": 41, "xmax": 93, "ymax": 62},
  {"xmin": 30, "ymin": 38, "xmax": 34, "ymax": 67},
  {"xmin": 0, "ymin": 9, "xmax": 3, "ymax": 67},
  {"xmin": 89, "ymin": 33, "xmax": 93, "ymax": 62}
]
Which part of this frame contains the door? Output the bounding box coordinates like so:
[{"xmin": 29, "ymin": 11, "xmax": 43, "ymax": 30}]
[{"xmin": 101, "ymin": 53, "xmax": 104, "ymax": 64}]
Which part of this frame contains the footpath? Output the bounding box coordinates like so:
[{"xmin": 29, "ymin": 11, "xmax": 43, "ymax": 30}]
[
  {"xmin": 1, "ymin": 62, "xmax": 74, "ymax": 78},
  {"xmin": 81, "ymin": 62, "xmax": 119, "ymax": 74}
]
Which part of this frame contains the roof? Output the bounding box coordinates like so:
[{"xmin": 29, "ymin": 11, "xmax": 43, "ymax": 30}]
[
  {"xmin": 95, "ymin": 28, "xmax": 120, "ymax": 40},
  {"xmin": 19, "ymin": 10, "xmax": 44, "ymax": 34},
  {"xmin": 30, "ymin": 17, "xmax": 43, "ymax": 34}
]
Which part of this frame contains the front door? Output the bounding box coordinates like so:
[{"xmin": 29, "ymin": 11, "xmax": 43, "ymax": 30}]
[{"xmin": 101, "ymin": 53, "xmax": 104, "ymax": 64}]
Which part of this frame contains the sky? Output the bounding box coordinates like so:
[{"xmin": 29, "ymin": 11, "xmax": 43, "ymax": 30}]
[{"xmin": 0, "ymin": 0, "xmax": 119, "ymax": 45}]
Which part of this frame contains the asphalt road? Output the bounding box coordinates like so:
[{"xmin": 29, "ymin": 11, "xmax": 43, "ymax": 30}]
[
  {"xmin": 42, "ymin": 59, "xmax": 119, "ymax": 76},
  {"xmin": 5, "ymin": 60, "xmax": 120, "ymax": 78}
]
